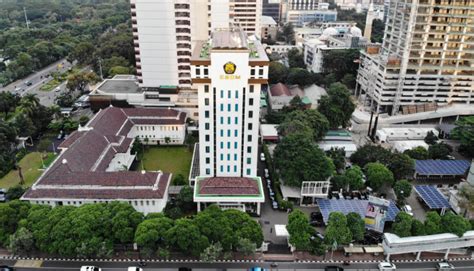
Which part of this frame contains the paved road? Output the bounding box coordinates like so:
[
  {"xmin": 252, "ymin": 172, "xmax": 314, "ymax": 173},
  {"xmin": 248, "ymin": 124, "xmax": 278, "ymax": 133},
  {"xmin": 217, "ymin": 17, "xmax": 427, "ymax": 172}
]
[{"xmin": 2, "ymin": 259, "xmax": 474, "ymax": 271}]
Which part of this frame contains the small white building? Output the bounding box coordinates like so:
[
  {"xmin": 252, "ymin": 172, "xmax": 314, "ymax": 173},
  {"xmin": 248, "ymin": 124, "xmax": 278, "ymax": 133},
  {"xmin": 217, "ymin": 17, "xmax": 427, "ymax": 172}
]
[
  {"xmin": 268, "ymin": 83, "xmax": 319, "ymax": 110},
  {"xmin": 261, "ymin": 15, "xmax": 278, "ymax": 40},
  {"xmin": 375, "ymin": 127, "xmax": 439, "ymax": 143},
  {"xmin": 390, "ymin": 140, "xmax": 428, "ymax": 153}
]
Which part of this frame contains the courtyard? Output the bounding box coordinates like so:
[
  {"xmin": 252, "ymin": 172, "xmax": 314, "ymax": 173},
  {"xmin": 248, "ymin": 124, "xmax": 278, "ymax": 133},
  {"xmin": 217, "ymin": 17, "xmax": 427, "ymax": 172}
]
[{"xmin": 133, "ymin": 146, "xmax": 193, "ymax": 179}]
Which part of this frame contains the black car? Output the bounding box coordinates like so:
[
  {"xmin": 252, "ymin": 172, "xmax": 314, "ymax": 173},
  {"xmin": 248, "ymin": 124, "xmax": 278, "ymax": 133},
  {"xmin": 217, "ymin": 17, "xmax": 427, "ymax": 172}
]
[
  {"xmin": 0, "ymin": 266, "xmax": 14, "ymax": 271},
  {"xmin": 324, "ymin": 266, "xmax": 343, "ymax": 271},
  {"xmin": 24, "ymin": 81, "xmax": 32, "ymax": 86},
  {"xmin": 310, "ymin": 211, "xmax": 323, "ymax": 220}
]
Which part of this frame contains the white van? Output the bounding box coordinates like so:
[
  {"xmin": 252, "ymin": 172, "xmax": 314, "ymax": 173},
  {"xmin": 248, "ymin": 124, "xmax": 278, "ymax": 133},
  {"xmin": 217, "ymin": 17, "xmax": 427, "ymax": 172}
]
[
  {"xmin": 378, "ymin": 262, "xmax": 396, "ymax": 271},
  {"xmin": 436, "ymin": 262, "xmax": 454, "ymax": 270},
  {"xmin": 80, "ymin": 266, "xmax": 101, "ymax": 271}
]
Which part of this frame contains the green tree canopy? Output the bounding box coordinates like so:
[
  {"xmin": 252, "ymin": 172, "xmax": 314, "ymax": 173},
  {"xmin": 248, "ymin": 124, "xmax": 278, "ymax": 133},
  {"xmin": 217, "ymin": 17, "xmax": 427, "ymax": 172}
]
[
  {"xmin": 392, "ymin": 212, "xmax": 413, "ymax": 237},
  {"xmin": 428, "ymin": 142, "xmax": 453, "ymax": 159},
  {"xmin": 269, "ymin": 62, "xmax": 288, "ymax": 84},
  {"xmin": 364, "ymin": 162, "xmax": 394, "ymax": 192},
  {"xmin": 424, "ymin": 211, "xmax": 442, "ymax": 235},
  {"xmin": 278, "ymin": 109, "xmax": 329, "ymax": 141},
  {"xmin": 440, "ymin": 211, "xmax": 471, "ymax": 237},
  {"xmin": 411, "ymin": 219, "xmax": 425, "ymax": 236},
  {"xmin": 165, "ymin": 218, "xmax": 209, "ymax": 256},
  {"xmin": 424, "ymin": 131, "xmax": 438, "ymax": 145},
  {"xmin": 404, "ymin": 146, "xmax": 429, "ymax": 160},
  {"xmin": 286, "ymin": 210, "xmax": 314, "ymax": 250},
  {"xmin": 324, "ymin": 212, "xmax": 352, "ymax": 245},
  {"xmin": 318, "ymin": 83, "xmax": 355, "ymax": 128},
  {"xmin": 346, "ymin": 212, "xmax": 365, "ymax": 242},
  {"xmin": 287, "ymin": 68, "xmax": 313, "ymax": 86},
  {"xmin": 326, "ymin": 147, "xmax": 346, "ymax": 172},
  {"xmin": 345, "ymin": 165, "xmax": 365, "ymax": 191},
  {"xmin": 350, "ymin": 144, "xmax": 392, "ymax": 168},
  {"xmin": 274, "ymin": 133, "xmax": 335, "ymax": 187},
  {"xmin": 134, "ymin": 216, "xmax": 174, "ymax": 252},
  {"xmin": 387, "ymin": 153, "xmax": 414, "ymax": 180},
  {"xmin": 393, "ymin": 180, "xmax": 412, "ymax": 205},
  {"xmin": 287, "ymin": 48, "xmax": 304, "ymax": 68},
  {"xmin": 452, "ymin": 116, "xmax": 474, "ymax": 157}
]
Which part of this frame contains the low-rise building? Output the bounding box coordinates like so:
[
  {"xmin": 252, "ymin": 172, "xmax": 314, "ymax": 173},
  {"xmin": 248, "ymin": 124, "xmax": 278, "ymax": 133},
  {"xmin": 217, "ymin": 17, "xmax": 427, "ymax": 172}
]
[
  {"xmin": 375, "ymin": 127, "xmax": 438, "ymax": 143},
  {"xmin": 261, "ymin": 15, "xmax": 278, "ymax": 40},
  {"xmin": 22, "ymin": 106, "xmax": 187, "ymax": 214},
  {"xmin": 268, "ymin": 83, "xmax": 325, "ymax": 110}
]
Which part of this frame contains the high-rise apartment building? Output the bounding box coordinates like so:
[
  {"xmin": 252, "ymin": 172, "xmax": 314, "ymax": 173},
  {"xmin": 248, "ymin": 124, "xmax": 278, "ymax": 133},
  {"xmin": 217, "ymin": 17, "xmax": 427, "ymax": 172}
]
[
  {"xmin": 131, "ymin": 0, "xmax": 261, "ymax": 89},
  {"xmin": 190, "ymin": 29, "xmax": 267, "ymax": 214},
  {"xmin": 356, "ymin": 0, "xmax": 474, "ymax": 115}
]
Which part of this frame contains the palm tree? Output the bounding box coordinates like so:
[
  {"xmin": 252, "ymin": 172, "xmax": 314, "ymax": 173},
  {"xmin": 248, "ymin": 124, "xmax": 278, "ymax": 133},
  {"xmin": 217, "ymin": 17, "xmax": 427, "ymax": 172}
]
[
  {"xmin": 19, "ymin": 94, "xmax": 40, "ymax": 117},
  {"xmin": 49, "ymin": 105, "xmax": 61, "ymax": 120}
]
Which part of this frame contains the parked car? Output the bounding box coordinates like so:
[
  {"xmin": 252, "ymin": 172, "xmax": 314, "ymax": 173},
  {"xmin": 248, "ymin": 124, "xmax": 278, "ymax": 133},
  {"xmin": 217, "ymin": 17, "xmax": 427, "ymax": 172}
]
[
  {"xmin": 24, "ymin": 81, "xmax": 32, "ymax": 86},
  {"xmin": 0, "ymin": 265, "xmax": 14, "ymax": 271},
  {"xmin": 127, "ymin": 267, "xmax": 143, "ymax": 271},
  {"xmin": 378, "ymin": 262, "xmax": 396, "ymax": 271},
  {"xmin": 55, "ymin": 86, "xmax": 61, "ymax": 92},
  {"xmin": 0, "ymin": 189, "xmax": 6, "ymax": 202},
  {"xmin": 402, "ymin": 205, "xmax": 414, "ymax": 216},
  {"xmin": 260, "ymin": 153, "xmax": 265, "ymax": 161},
  {"xmin": 324, "ymin": 266, "xmax": 344, "ymax": 271},
  {"xmin": 436, "ymin": 262, "xmax": 454, "ymax": 270},
  {"xmin": 80, "ymin": 266, "xmax": 101, "ymax": 271},
  {"xmin": 264, "ymin": 169, "xmax": 269, "ymax": 178},
  {"xmin": 57, "ymin": 130, "xmax": 64, "ymax": 140},
  {"xmin": 250, "ymin": 267, "xmax": 268, "ymax": 271}
]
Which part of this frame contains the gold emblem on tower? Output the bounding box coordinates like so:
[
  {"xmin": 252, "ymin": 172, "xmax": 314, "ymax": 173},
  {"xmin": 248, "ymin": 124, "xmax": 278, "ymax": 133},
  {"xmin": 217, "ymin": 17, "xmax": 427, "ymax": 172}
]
[{"xmin": 223, "ymin": 62, "xmax": 236, "ymax": 74}]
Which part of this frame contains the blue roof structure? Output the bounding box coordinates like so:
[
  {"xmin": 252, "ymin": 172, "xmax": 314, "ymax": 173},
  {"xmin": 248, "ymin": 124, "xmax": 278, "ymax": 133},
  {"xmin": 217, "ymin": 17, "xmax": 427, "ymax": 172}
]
[
  {"xmin": 415, "ymin": 185, "xmax": 451, "ymax": 209},
  {"xmin": 317, "ymin": 199, "xmax": 399, "ymax": 224},
  {"xmin": 415, "ymin": 160, "xmax": 471, "ymax": 176}
]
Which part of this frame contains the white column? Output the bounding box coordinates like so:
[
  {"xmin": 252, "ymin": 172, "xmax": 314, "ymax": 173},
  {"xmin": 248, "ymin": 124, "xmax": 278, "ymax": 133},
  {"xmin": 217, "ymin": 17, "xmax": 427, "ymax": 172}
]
[
  {"xmin": 416, "ymin": 251, "xmax": 421, "ymax": 260},
  {"xmin": 257, "ymin": 202, "xmax": 261, "ymax": 215},
  {"xmin": 444, "ymin": 248, "xmax": 450, "ymax": 260},
  {"xmin": 197, "ymin": 202, "xmax": 201, "ymax": 212}
]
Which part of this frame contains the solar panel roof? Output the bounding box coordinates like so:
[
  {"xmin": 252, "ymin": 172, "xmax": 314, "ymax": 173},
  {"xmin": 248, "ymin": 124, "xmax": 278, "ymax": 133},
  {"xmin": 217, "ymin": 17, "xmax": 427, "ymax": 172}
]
[
  {"xmin": 415, "ymin": 160, "xmax": 471, "ymax": 176},
  {"xmin": 317, "ymin": 199, "xmax": 400, "ymax": 224},
  {"xmin": 415, "ymin": 185, "xmax": 451, "ymax": 209}
]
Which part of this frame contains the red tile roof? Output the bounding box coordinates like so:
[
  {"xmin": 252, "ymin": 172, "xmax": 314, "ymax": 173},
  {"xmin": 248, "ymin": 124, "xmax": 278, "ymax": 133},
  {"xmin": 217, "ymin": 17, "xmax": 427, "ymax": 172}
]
[
  {"xmin": 23, "ymin": 106, "xmax": 185, "ymax": 201},
  {"xmin": 270, "ymin": 83, "xmax": 291, "ymax": 96},
  {"xmin": 198, "ymin": 177, "xmax": 260, "ymax": 195}
]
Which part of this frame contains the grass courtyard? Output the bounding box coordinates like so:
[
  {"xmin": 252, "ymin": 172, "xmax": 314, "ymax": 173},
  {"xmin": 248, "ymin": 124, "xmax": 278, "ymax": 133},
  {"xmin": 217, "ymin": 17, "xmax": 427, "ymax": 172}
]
[
  {"xmin": 0, "ymin": 152, "xmax": 57, "ymax": 189},
  {"xmin": 134, "ymin": 146, "xmax": 193, "ymax": 179}
]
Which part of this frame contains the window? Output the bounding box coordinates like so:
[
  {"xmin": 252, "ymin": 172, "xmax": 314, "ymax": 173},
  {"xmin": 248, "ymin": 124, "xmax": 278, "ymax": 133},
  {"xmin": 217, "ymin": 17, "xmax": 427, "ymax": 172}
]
[
  {"xmin": 234, "ymin": 142, "xmax": 238, "ymax": 149},
  {"xmin": 204, "ymin": 85, "xmax": 209, "ymax": 93},
  {"xmin": 251, "ymin": 69, "xmax": 255, "ymax": 76},
  {"xmin": 235, "ymin": 91, "xmax": 239, "ymax": 98},
  {"xmin": 258, "ymin": 68, "xmax": 263, "ymax": 76},
  {"xmin": 250, "ymin": 85, "xmax": 254, "ymax": 93},
  {"xmin": 220, "ymin": 142, "xmax": 224, "ymax": 148},
  {"xmin": 228, "ymin": 90, "xmax": 231, "ymax": 98},
  {"xmin": 248, "ymin": 123, "xmax": 253, "ymax": 130},
  {"xmin": 205, "ymin": 135, "xmax": 210, "ymax": 142},
  {"xmin": 227, "ymin": 165, "xmax": 230, "ymax": 172},
  {"xmin": 220, "ymin": 130, "xmax": 224, "ymax": 137},
  {"xmin": 204, "ymin": 68, "xmax": 208, "ymax": 75},
  {"xmin": 220, "ymin": 165, "xmax": 224, "ymax": 172},
  {"xmin": 234, "ymin": 154, "xmax": 238, "ymax": 160},
  {"xmin": 234, "ymin": 129, "xmax": 238, "ymax": 137},
  {"xmin": 247, "ymin": 158, "xmax": 251, "ymax": 164},
  {"xmin": 220, "ymin": 116, "xmax": 224, "ymax": 124},
  {"xmin": 205, "ymin": 110, "xmax": 209, "ymax": 118},
  {"xmin": 205, "ymin": 146, "xmax": 210, "ymax": 153},
  {"xmin": 227, "ymin": 117, "xmax": 231, "ymax": 124},
  {"xmin": 220, "ymin": 90, "xmax": 224, "ymax": 98},
  {"xmin": 249, "ymin": 98, "xmax": 254, "ymax": 106},
  {"xmin": 220, "ymin": 153, "xmax": 224, "ymax": 160},
  {"xmin": 206, "ymin": 157, "xmax": 210, "ymax": 164},
  {"xmin": 227, "ymin": 104, "xmax": 231, "ymax": 111},
  {"xmin": 220, "ymin": 104, "xmax": 224, "ymax": 111},
  {"xmin": 246, "ymin": 168, "xmax": 251, "ymax": 175},
  {"xmin": 227, "ymin": 154, "xmax": 230, "ymax": 160},
  {"xmin": 234, "ymin": 165, "xmax": 237, "ymax": 172},
  {"xmin": 247, "ymin": 146, "xmax": 251, "ymax": 153},
  {"xmin": 235, "ymin": 117, "xmax": 238, "ymax": 124},
  {"xmin": 235, "ymin": 104, "xmax": 238, "ymax": 111},
  {"xmin": 248, "ymin": 111, "xmax": 253, "ymax": 118},
  {"xmin": 247, "ymin": 135, "xmax": 252, "ymax": 142},
  {"xmin": 196, "ymin": 68, "xmax": 201, "ymax": 75},
  {"xmin": 205, "ymin": 98, "xmax": 209, "ymax": 105},
  {"xmin": 205, "ymin": 123, "xmax": 210, "ymax": 130},
  {"xmin": 227, "ymin": 142, "xmax": 231, "ymax": 148},
  {"xmin": 227, "ymin": 130, "xmax": 231, "ymax": 137},
  {"xmin": 206, "ymin": 168, "xmax": 210, "ymax": 174}
]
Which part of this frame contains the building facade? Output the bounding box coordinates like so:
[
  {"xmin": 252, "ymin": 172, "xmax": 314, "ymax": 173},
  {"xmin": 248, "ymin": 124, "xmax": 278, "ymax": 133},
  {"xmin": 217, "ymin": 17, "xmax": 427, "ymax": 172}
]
[
  {"xmin": 261, "ymin": 15, "xmax": 278, "ymax": 40},
  {"xmin": 190, "ymin": 29, "xmax": 268, "ymax": 214},
  {"xmin": 262, "ymin": 0, "xmax": 282, "ymax": 22},
  {"xmin": 131, "ymin": 0, "xmax": 262, "ymax": 90},
  {"xmin": 355, "ymin": 0, "xmax": 474, "ymax": 115}
]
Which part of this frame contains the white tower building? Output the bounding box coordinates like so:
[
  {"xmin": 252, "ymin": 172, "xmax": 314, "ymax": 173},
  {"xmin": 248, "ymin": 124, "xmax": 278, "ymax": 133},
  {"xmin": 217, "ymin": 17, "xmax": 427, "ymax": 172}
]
[{"xmin": 191, "ymin": 29, "xmax": 267, "ymax": 214}]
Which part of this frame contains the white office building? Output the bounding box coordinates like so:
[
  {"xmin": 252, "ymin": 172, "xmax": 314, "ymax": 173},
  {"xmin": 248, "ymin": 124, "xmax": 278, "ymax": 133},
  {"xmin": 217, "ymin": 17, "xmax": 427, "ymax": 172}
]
[
  {"xmin": 190, "ymin": 28, "xmax": 267, "ymax": 214},
  {"xmin": 131, "ymin": 0, "xmax": 262, "ymax": 89}
]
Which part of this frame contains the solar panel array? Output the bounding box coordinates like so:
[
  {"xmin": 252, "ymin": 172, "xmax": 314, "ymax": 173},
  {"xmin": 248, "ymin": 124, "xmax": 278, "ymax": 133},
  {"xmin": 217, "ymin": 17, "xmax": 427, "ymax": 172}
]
[
  {"xmin": 415, "ymin": 160, "xmax": 471, "ymax": 176},
  {"xmin": 415, "ymin": 185, "xmax": 451, "ymax": 209},
  {"xmin": 317, "ymin": 199, "xmax": 400, "ymax": 224}
]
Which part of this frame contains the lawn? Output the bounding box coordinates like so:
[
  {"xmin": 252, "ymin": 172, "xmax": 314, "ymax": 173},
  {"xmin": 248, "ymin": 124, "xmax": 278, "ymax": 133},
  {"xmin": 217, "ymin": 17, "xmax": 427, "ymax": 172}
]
[
  {"xmin": 135, "ymin": 146, "xmax": 193, "ymax": 179},
  {"xmin": 39, "ymin": 79, "xmax": 61, "ymax": 91},
  {"xmin": 0, "ymin": 152, "xmax": 57, "ymax": 189}
]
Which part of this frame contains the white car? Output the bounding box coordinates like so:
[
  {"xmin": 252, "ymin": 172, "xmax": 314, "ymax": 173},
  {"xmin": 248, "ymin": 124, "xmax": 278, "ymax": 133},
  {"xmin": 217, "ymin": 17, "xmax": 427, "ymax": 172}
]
[
  {"xmin": 128, "ymin": 267, "xmax": 143, "ymax": 271},
  {"xmin": 378, "ymin": 262, "xmax": 396, "ymax": 270},
  {"xmin": 264, "ymin": 169, "xmax": 269, "ymax": 178},
  {"xmin": 80, "ymin": 266, "xmax": 101, "ymax": 271},
  {"xmin": 55, "ymin": 86, "xmax": 61, "ymax": 92},
  {"xmin": 436, "ymin": 262, "xmax": 455, "ymax": 270},
  {"xmin": 402, "ymin": 205, "xmax": 414, "ymax": 216},
  {"xmin": 260, "ymin": 153, "xmax": 265, "ymax": 161}
]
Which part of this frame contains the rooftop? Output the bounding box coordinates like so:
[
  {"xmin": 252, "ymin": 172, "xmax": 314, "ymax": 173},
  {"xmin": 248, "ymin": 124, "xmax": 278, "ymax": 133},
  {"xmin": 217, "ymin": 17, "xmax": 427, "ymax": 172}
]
[
  {"xmin": 23, "ymin": 106, "xmax": 186, "ymax": 201},
  {"xmin": 415, "ymin": 160, "xmax": 471, "ymax": 176},
  {"xmin": 194, "ymin": 176, "xmax": 265, "ymax": 202},
  {"xmin": 269, "ymin": 83, "xmax": 291, "ymax": 96},
  {"xmin": 95, "ymin": 78, "xmax": 140, "ymax": 94}
]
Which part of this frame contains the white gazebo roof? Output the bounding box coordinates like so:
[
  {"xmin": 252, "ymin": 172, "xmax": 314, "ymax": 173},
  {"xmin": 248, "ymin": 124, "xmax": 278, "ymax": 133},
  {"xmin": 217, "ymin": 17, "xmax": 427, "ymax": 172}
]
[{"xmin": 275, "ymin": 224, "xmax": 289, "ymax": 237}]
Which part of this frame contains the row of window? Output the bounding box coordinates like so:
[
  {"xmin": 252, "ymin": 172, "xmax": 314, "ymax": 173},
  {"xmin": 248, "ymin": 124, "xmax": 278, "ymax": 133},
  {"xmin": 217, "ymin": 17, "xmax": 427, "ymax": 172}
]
[
  {"xmin": 34, "ymin": 199, "xmax": 159, "ymax": 207},
  {"xmin": 204, "ymin": 167, "xmax": 252, "ymax": 175},
  {"xmin": 204, "ymin": 145, "xmax": 253, "ymax": 154},
  {"xmin": 137, "ymin": 125, "xmax": 180, "ymax": 131}
]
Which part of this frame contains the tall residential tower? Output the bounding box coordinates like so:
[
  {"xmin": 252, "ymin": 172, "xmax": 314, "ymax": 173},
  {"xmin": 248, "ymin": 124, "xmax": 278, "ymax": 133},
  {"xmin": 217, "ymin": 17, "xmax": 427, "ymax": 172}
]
[{"xmin": 356, "ymin": 0, "xmax": 474, "ymax": 115}]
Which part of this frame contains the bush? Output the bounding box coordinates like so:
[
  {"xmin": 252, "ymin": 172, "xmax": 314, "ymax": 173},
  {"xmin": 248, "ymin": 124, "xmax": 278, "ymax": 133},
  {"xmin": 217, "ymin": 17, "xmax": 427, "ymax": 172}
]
[{"xmin": 6, "ymin": 185, "xmax": 26, "ymax": 201}]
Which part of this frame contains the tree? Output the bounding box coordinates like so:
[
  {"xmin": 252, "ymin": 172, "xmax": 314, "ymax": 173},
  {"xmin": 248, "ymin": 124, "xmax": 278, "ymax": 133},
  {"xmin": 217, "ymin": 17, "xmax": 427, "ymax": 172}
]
[
  {"xmin": 108, "ymin": 202, "xmax": 143, "ymax": 245},
  {"xmin": 424, "ymin": 131, "xmax": 438, "ymax": 145},
  {"xmin": 424, "ymin": 211, "xmax": 442, "ymax": 235},
  {"xmin": 286, "ymin": 210, "xmax": 314, "ymax": 250},
  {"xmin": 428, "ymin": 142, "xmax": 452, "ymax": 159},
  {"xmin": 287, "ymin": 48, "xmax": 304, "ymax": 68},
  {"xmin": 344, "ymin": 165, "xmax": 365, "ymax": 191},
  {"xmin": 6, "ymin": 185, "xmax": 26, "ymax": 201},
  {"xmin": 393, "ymin": 180, "xmax": 412, "ymax": 205},
  {"xmin": 364, "ymin": 162, "xmax": 394, "ymax": 192},
  {"xmin": 8, "ymin": 227, "xmax": 34, "ymax": 255},
  {"xmin": 172, "ymin": 174, "xmax": 187, "ymax": 185},
  {"xmin": 392, "ymin": 212, "xmax": 413, "ymax": 237},
  {"xmin": 68, "ymin": 42, "xmax": 95, "ymax": 65},
  {"xmin": 324, "ymin": 212, "xmax": 352, "ymax": 245},
  {"xmin": 452, "ymin": 116, "xmax": 474, "ymax": 157},
  {"xmin": 387, "ymin": 153, "xmax": 414, "ymax": 180},
  {"xmin": 404, "ymin": 146, "xmax": 429, "ymax": 160},
  {"xmin": 236, "ymin": 238, "xmax": 256, "ymax": 255},
  {"xmin": 440, "ymin": 211, "xmax": 471, "ymax": 237},
  {"xmin": 175, "ymin": 186, "xmax": 195, "ymax": 212},
  {"xmin": 274, "ymin": 133, "xmax": 335, "ymax": 187},
  {"xmin": 200, "ymin": 242, "xmax": 223, "ymax": 262},
  {"xmin": 223, "ymin": 209, "xmax": 263, "ymax": 248},
  {"xmin": 318, "ymin": 83, "xmax": 355, "ymax": 128},
  {"xmin": 287, "ymin": 68, "xmax": 313, "ymax": 86},
  {"xmin": 55, "ymin": 92, "xmax": 75, "ymax": 107},
  {"xmin": 14, "ymin": 113, "xmax": 36, "ymax": 138},
  {"xmin": 0, "ymin": 92, "xmax": 20, "ymax": 119},
  {"xmin": 79, "ymin": 115, "xmax": 90, "ymax": 126},
  {"xmin": 321, "ymin": 49, "xmax": 360, "ymax": 79},
  {"xmin": 330, "ymin": 175, "xmax": 347, "ymax": 192},
  {"xmin": 135, "ymin": 217, "xmax": 174, "ymax": 252},
  {"xmin": 18, "ymin": 94, "xmax": 40, "ymax": 117},
  {"xmin": 282, "ymin": 23, "xmax": 295, "ymax": 44},
  {"xmin": 278, "ymin": 109, "xmax": 329, "ymax": 141},
  {"xmin": 108, "ymin": 66, "xmax": 131, "ymax": 77},
  {"xmin": 326, "ymin": 147, "xmax": 345, "ymax": 172},
  {"xmin": 66, "ymin": 71, "xmax": 100, "ymax": 93},
  {"xmin": 341, "ymin": 74, "xmax": 356, "ymax": 89},
  {"xmin": 346, "ymin": 212, "xmax": 365, "ymax": 242},
  {"xmin": 350, "ymin": 144, "xmax": 392, "ymax": 168},
  {"xmin": 269, "ymin": 62, "xmax": 288, "ymax": 84},
  {"xmin": 165, "ymin": 218, "xmax": 209, "ymax": 256},
  {"xmin": 411, "ymin": 220, "xmax": 425, "ymax": 236}
]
